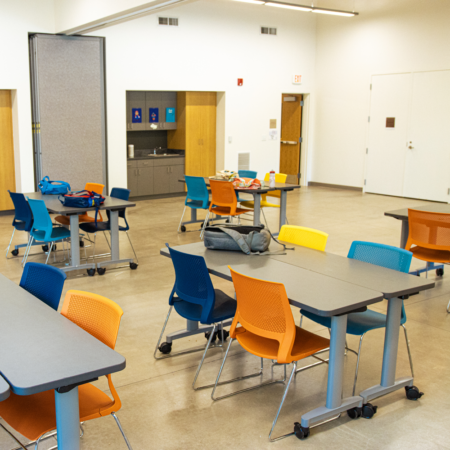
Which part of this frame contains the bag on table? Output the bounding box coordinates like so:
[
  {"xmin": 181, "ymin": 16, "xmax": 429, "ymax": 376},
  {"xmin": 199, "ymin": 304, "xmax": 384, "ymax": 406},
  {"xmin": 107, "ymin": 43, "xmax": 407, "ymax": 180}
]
[
  {"xmin": 203, "ymin": 224, "xmax": 292, "ymax": 255},
  {"xmin": 38, "ymin": 176, "xmax": 71, "ymax": 195},
  {"xmin": 58, "ymin": 190, "xmax": 105, "ymax": 224}
]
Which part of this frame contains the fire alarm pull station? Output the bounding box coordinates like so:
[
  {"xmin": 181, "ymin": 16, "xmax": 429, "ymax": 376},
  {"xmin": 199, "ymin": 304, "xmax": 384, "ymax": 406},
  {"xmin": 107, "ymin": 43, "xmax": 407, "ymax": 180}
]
[{"xmin": 238, "ymin": 79, "xmax": 243, "ymax": 86}]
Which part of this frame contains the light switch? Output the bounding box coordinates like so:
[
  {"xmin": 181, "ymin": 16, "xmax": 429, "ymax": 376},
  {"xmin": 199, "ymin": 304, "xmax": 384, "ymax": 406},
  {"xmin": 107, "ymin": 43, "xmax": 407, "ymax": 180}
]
[
  {"xmin": 262, "ymin": 136, "xmax": 267, "ymax": 141},
  {"xmin": 228, "ymin": 136, "xmax": 232, "ymax": 143}
]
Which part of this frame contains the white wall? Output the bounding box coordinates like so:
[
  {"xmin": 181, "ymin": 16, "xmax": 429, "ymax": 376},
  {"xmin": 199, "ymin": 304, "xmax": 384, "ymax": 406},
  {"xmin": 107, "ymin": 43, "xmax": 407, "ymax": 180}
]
[
  {"xmin": 86, "ymin": 0, "xmax": 317, "ymax": 188},
  {"xmin": 0, "ymin": 0, "xmax": 55, "ymax": 192},
  {"xmin": 311, "ymin": 0, "xmax": 450, "ymax": 188}
]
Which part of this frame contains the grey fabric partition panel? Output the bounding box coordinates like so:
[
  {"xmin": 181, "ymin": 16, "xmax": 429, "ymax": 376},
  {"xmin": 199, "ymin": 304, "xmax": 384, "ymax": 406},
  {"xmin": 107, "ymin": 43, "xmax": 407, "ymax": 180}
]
[{"xmin": 29, "ymin": 34, "xmax": 107, "ymax": 190}]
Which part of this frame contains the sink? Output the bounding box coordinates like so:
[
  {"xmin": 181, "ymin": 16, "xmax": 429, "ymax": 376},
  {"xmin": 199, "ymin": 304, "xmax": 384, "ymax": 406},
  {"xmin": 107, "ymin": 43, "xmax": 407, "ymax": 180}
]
[{"xmin": 147, "ymin": 154, "xmax": 180, "ymax": 157}]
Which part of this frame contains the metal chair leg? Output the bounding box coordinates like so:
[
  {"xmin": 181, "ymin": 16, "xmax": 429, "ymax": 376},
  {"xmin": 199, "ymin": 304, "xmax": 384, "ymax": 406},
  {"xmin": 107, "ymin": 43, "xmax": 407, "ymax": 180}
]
[
  {"xmin": 125, "ymin": 231, "xmax": 139, "ymax": 263},
  {"xmin": 299, "ymin": 314, "xmax": 303, "ymax": 327},
  {"xmin": 92, "ymin": 234, "xmax": 97, "ymax": 263},
  {"xmin": 352, "ymin": 333, "xmax": 366, "ymax": 396},
  {"xmin": 192, "ymin": 324, "xmax": 217, "ymax": 390},
  {"xmin": 402, "ymin": 324, "xmax": 414, "ymax": 378},
  {"xmin": 5, "ymin": 228, "xmax": 15, "ymax": 258},
  {"xmin": 23, "ymin": 236, "xmax": 35, "ymax": 267},
  {"xmin": 178, "ymin": 206, "xmax": 187, "ymax": 233},
  {"xmin": 261, "ymin": 208, "xmax": 269, "ymax": 229},
  {"xmin": 103, "ymin": 231, "xmax": 111, "ymax": 250},
  {"xmin": 111, "ymin": 412, "xmax": 134, "ymax": 450},
  {"xmin": 200, "ymin": 211, "xmax": 210, "ymax": 240},
  {"xmin": 0, "ymin": 423, "xmax": 28, "ymax": 449},
  {"xmin": 447, "ymin": 300, "xmax": 450, "ymax": 313},
  {"xmin": 45, "ymin": 242, "xmax": 54, "ymax": 265},
  {"xmin": 268, "ymin": 362, "xmax": 298, "ymax": 442}
]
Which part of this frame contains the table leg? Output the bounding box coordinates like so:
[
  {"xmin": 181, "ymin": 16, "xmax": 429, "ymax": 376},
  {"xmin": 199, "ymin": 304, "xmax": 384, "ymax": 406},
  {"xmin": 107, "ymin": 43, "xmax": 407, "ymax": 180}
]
[
  {"xmin": 300, "ymin": 315, "xmax": 363, "ymax": 428},
  {"xmin": 191, "ymin": 208, "xmax": 197, "ymax": 223},
  {"xmin": 400, "ymin": 220, "xmax": 409, "ymax": 249},
  {"xmin": 279, "ymin": 190, "xmax": 288, "ymax": 229},
  {"xmin": 110, "ymin": 210, "xmax": 120, "ymax": 261},
  {"xmin": 69, "ymin": 215, "xmax": 80, "ymax": 267},
  {"xmin": 55, "ymin": 387, "xmax": 80, "ymax": 450},
  {"xmin": 253, "ymin": 193, "xmax": 262, "ymax": 226},
  {"xmin": 359, "ymin": 298, "xmax": 413, "ymax": 403}
]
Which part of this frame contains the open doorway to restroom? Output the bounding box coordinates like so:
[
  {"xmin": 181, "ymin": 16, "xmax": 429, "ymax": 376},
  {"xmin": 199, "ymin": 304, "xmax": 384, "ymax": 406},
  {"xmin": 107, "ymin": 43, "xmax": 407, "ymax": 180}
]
[{"xmin": 279, "ymin": 93, "xmax": 303, "ymax": 184}]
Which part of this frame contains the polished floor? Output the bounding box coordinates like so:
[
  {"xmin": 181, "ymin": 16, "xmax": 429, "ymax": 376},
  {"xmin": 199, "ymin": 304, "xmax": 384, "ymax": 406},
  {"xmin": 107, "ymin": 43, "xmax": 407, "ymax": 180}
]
[{"xmin": 1, "ymin": 186, "xmax": 450, "ymax": 449}]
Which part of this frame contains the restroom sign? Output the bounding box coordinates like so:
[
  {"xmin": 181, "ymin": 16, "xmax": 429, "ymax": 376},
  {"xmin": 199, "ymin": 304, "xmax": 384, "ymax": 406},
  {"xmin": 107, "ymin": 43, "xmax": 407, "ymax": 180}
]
[{"xmin": 292, "ymin": 75, "xmax": 302, "ymax": 85}]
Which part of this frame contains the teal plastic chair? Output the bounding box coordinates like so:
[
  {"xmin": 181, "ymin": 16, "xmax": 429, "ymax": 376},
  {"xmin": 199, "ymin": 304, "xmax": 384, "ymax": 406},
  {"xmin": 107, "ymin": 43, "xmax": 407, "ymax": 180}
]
[
  {"xmin": 237, "ymin": 170, "xmax": 258, "ymax": 203},
  {"xmin": 178, "ymin": 176, "xmax": 211, "ymax": 233},
  {"xmin": 23, "ymin": 198, "xmax": 71, "ymax": 266},
  {"xmin": 300, "ymin": 241, "xmax": 415, "ymax": 396}
]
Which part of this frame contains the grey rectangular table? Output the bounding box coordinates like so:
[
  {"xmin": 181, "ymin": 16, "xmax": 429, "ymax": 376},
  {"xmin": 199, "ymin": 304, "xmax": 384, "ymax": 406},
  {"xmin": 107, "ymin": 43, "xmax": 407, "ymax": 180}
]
[
  {"xmin": 25, "ymin": 192, "xmax": 136, "ymax": 274},
  {"xmin": 0, "ymin": 376, "xmax": 9, "ymax": 402},
  {"xmin": 160, "ymin": 242, "xmax": 434, "ymax": 433},
  {"xmin": 0, "ymin": 274, "xmax": 126, "ymax": 449},
  {"xmin": 179, "ymin": 177, "xmax": 300, "ymax": 231}
]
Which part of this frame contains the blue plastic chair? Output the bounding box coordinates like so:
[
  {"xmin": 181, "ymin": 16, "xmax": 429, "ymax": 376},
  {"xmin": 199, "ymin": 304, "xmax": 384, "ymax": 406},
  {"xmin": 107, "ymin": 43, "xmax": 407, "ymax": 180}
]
[
  {"xmin": 300, "ymin": 241, "xmax": 414, "ymax": 395},
  {"xmin": 20, "ymin": 262, "xmax": 67, "ymax": 310},
  {"xmin": 154, "ymin": 244, "xmax": 237, "ymax": 390},
  {"xmin": 236, "ymin": 170, "xmax": 258, "ymax": 203},
  {"xmin": 79, "ymin": 188, "xmax": 138, "ymax": 264},
  {"xmin": 5, "ymin": 191, "xmax": 34, "ymax": 258},
  {"xmin": 24, "ymin": 198, "xmax": 71, "ymax": 266},
  {"xmin": 178, "ymin": 176, "xmax": 211, "ymax": 233}
]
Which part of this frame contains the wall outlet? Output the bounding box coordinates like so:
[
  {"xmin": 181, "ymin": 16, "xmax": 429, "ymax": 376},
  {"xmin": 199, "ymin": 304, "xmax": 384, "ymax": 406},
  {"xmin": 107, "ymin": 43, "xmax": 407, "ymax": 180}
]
[{"xmin": 262, "ymin": 135, "xmax": 267, "ymax": 141}]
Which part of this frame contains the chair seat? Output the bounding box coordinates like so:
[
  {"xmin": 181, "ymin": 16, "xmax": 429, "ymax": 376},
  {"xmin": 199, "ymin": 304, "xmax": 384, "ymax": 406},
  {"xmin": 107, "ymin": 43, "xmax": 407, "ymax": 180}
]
[
  {"xmin": 235, "ymin": 326, "xmax": 329, "ymax": 363},
  {"xmin": 301, "ymin": 308, "xmax": 406, "ymax": 336},
  {"xmin": 174, "ymin": 289, "xmax": 237, "ymax": 323},
  {"xmin": 31, "ymin": 226, "xmax": 71, "ymax": 242},
  {"xmin": 240, "ymin": 200, "xmax": 280, "ymax": 209},
  {"xmin": 210, "ymin": 206, "xmax": 252, "ymax": 217},
  {"xmin": 186, "ymin": 200, "xmax": 210, "ymax": 210},
  {"xmin": 409, "ymin": 245, "xmax": 450, "ymax": 263},
  {"xmin": 80, "ymin": 221, "xmax": 128, "ymax": 234},
  {"xmin": 0, "ymin": 383, "xmax": 114, "ymax": 441},
  {"xmin": 55, "ymin": 214, "xmax": 103, "ymax": 226}
]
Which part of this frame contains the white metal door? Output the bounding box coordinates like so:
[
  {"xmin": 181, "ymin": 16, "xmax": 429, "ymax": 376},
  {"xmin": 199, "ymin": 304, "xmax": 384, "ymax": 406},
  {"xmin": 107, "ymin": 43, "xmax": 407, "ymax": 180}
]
[
  {"xmin": 365, "ymin": 73, "xmax": 412, "ymax": 196},
  {"xmin": 403, "ymin": 70, "xmax": 450, "ymax": 202}
]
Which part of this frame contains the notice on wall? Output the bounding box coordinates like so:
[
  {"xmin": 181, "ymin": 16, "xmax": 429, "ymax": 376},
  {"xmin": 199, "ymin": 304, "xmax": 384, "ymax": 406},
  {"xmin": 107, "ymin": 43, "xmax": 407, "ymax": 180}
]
[
  {"xmin": 270, "ymin": 119, "xmax": 277, "ymax": 129},
  {"xmin": 149, "ymin": 108, "xmax": 159, "ymax": 123},
  {"xmin": 269, "ymin": 129, "xmax": 278, "ymax": 140},
  {"xmin": 292, "ymin": 75, "xmax": 302, "ymax": 85},
  {"xmin": 386, "ymin": 117, "xmax": 395, "ymax": 128},
  {"xmin": 132, "ymin": 108, "xmax": 142, "ymax": 123}
]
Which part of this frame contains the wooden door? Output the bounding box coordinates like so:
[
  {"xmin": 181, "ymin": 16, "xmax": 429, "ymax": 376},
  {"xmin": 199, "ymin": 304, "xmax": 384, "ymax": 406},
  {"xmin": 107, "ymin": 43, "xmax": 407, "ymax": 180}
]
[
  {"xmin": 280, "ymin": 94, "xmax": 302, "ymax": 183},
  {"xmin": 0, "ymin": 90, "xmax": 15, "ymax": 210}
]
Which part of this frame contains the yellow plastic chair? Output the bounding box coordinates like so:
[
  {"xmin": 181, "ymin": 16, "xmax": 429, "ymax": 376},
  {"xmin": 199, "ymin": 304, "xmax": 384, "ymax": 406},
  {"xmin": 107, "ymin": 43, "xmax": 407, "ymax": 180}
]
[
  {"xmin": 240, "ymin": 173, "xmax": 288, "ymax": 227},
  {"xmin": 55, "ymin": 182, "xmax": 105, "ymax": 226},
  {"xmin": 279, "ymin": 225, "xmax": 328, "ymax": 251}
]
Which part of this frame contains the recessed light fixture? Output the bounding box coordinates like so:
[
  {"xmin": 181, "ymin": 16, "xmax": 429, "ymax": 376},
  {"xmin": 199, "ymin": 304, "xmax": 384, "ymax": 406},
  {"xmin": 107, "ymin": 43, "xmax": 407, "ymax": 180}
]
[
  {"xmin": 265, "ymin": 2, "xmax": 312, "ymax": 12},
  {"xmin": 232, "ymin": 0, "xmax": 358, "ymax": 17}
]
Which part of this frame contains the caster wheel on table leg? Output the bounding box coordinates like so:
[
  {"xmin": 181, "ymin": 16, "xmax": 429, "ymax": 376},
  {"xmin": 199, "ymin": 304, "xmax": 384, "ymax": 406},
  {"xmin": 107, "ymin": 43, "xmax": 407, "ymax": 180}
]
[
  {"xmin": 11, "ymin": 249, "xmax": 19, "ymax": 256},
  {"xmin": 97, "ymin": 267, "xmax": 106, "ymax": 276},
  {"xmin": 361, "ymin": 403, "xmax": 378, "ymax": 419},
  {"xmin": 87, "ymin": 269, "xmax": 96, "ymax": 277},
  {"xmin": 294, "ymin": 423, "xmax": 310, "ymax": 440},
  {"xmin": 436, "ymin": 268, "xmax": 444, "ymax": 277},
  {"xmin": 130, "ymin": 262, "xmax": 138, "ymax": 270},
  {"xmin": 180, "ymin": 225, "xmax": 186, "ymax": 232},
  {"xmin": 158, "ymin": 342, "xmax": 172, "ymax": 354},
  {"xmin": 405, "ymin": 386, "xmax": 423, "ymax": 400},
  {"xmin": 42, "ymin": 245, "xmax": 49, "ymax": 252},
  {"xmin": 205, "ymin": 331, "xmax": 217, "ymax": 343},
  {"xmin": 347, "ymin": 407, "xmax": 362, "ymax": 420}
]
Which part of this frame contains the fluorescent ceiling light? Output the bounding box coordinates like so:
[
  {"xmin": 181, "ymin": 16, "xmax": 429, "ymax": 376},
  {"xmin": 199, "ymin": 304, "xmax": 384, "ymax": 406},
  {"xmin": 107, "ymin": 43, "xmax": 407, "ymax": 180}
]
[
  {"xmin": 312, "ymin": 8, "xmax": 356, "ymax": 16},
  {"xmin": 265, "ymin": 2, "xmax": 312, "ymax": 11},
  {"xmin": 234, "ymin": 0, "xmax": 265, "ymax": 4}
]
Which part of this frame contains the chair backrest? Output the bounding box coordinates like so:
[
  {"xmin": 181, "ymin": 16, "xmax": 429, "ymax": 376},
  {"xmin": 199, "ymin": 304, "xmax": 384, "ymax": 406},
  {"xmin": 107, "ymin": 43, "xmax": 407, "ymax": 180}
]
[
  {"xmin": 27, "ymin": 198, "xmax": 53, "ymax": 240},
  {"xmin": 185, "ymin": 176, "xmax": 209, "ymax": 208},
  {"xmin": 61, "ymin": 290, "xmax": 123, "ymax": 349},
  {"xmin": 239, "ymin": 170, "xmax": 258, "ymax": 179},
  {"xmin": 85, "ymin": 182, "xmax": 105, "ymax": 195},
  {"xmin": 229, "ymin": 267, "xmax": 296, "ymax": 364},
  {"xmin": 279, "ymin": 225, "xmax": 328, "ymax": 251},
  {"xmin": 209, "ymin": 179, "xmax": 238, "ymax": 214},
  {"xmin": 106, "ymin": 187, "xmax": 131, "ymax": 224},
  {"xmin": 20, "ymin": 262, "xmax": 67, "ymax": 311},
  {"xmin": 167, "ymin": 244, "xmax": 216, "ymax": 324},
  {"xmin": 263, "ymin": 173, "xmax": 288, "ymax": 199},
  {"xmin": 406, "ymin": 209, "xmax": 450, "ymax": 251},
  {"xmin": 9, "ymin": 191, "xmax": 33, "ymax": 232},
  {"xmin": 348, "ymin": 241, "xmax": 413, "ymax": 321}
]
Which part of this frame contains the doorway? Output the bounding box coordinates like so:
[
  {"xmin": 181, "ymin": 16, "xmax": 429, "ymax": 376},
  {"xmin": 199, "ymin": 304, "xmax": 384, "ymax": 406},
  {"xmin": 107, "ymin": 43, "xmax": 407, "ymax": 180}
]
[
  {"xmin": 365, "ymin": 70, "xmax": 450, "ymax": 202},
  {"xmin": 0, "ymin": 90, "xmax": 16, "ymax": 211},
  {"xmin": 280, "ymin": 94, "xmax": 303, "ymax": 184}
]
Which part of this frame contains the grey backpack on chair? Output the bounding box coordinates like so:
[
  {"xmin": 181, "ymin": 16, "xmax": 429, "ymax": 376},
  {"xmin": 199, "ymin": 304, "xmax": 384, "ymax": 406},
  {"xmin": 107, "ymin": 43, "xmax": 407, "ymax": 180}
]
[{"xmin": 203, "ymin": 224, "xmax": 291, "ymax": 255}]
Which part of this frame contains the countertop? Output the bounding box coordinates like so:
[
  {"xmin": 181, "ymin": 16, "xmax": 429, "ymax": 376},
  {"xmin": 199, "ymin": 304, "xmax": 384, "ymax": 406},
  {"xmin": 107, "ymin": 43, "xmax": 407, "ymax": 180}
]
[{"xmin": 127, "ymin": 150, "xmax": 184, "ymax": 161}]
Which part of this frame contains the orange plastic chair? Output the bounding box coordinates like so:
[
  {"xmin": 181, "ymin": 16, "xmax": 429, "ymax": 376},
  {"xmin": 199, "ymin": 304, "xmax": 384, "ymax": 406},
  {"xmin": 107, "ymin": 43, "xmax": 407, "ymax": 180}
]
[
  {"xmin": 0, "ymin": 291, "xmax": 133, "ymax": 449},
  {"xmin": 406, "ymin": 209, "xmax": 450, "ymax": 265},
  {"xmin": 55, "ymin": 182, "xmax": 105, "ymax": 225},
  {"xmin": 240, "ymin": 173, "xmax": 288, "ymax": 227},
  {"xmin": 211, "ymin": 268, "xmax": 329, "ymax": 441},
  {"xmin": 200, "ymin": 180, "xmax": 251, "ymax": 239}
]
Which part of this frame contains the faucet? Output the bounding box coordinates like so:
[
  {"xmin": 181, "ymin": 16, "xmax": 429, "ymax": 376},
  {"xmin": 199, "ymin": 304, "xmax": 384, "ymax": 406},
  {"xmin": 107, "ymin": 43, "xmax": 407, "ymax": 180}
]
[{"xmin": 153, "ymin": 147, "xmax": 162, "ymax": 155}]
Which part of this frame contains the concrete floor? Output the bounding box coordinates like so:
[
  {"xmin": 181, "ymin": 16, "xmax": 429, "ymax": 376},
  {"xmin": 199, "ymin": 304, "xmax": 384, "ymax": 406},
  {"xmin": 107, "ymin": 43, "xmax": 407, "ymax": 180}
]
[{"xmin": 1, "ymin": 186, "xmax": 450, "ymax": 449}]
